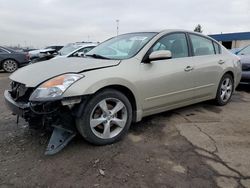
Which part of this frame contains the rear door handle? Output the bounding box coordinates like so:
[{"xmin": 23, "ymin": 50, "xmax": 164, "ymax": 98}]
[
  {"xmin": 184, "ymin": 66, "xmax": 194, "ymax": 72},
  {"xmin": 218, "ymin": 60, "xmax": 225, "ymax": 64}
]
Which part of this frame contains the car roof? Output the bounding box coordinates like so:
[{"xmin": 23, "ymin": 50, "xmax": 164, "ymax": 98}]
[
  {"xmin": 0, "ymin": 46, "xmax": 15, "ymax": 53},
  {"xmin": 120, "ymin": 29, "xmax": 217, "ymax": 43},
  {"xmin": 120, "ymin": 29, "xmax": 209, "ymax": 37},
  {"xmin": 76, "ymin": 43, "xmax": 98, "ymax": 47},
  {"xmin": 157, "ymin": 29, "xmax": 206, "ymax": 36}
]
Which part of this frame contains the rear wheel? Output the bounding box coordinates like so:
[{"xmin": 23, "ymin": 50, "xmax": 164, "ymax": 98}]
[
  {"xmin": 2, "ymin": 59, "xmax": 18, "ymax": 73},
  {"xmin": 76, "ymin": 89, "xmax": 132, "ymax": 145},
  {"xmin": 215, "ymin": 74, "xmax": 234, "ymax": 106}
]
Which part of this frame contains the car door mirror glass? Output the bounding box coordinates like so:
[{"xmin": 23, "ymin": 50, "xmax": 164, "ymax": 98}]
[{"xmin": 149, "ymin": 50, "xmax": 172, "ymax": 61}]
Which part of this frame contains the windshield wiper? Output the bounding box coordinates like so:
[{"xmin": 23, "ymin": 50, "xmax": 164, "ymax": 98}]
[{"xmin": 86, "ymin": 54, "xmax": 110, "ymax": 59}]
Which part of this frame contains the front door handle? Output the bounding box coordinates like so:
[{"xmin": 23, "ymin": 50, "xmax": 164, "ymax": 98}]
[
  {"xmin": 184, "ymin": 66, "xmax": 194, "ymax": 72},
  {"xmin": 218, "ymin": 60, "xmax": 225, "ymax": 64}
]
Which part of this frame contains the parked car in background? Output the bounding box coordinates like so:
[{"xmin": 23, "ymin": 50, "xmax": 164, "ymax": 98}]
[
  {"xmin": 29, "ymin": 45, "xmax": 64, "ymax": 63},
  {"xmin": 53, "ymin": 42, "xmax": 97, "ymax": 59},
  {"xmin": 229, "ymin": 48, "xmax": 242, "ymax": 54},
  {"xmin": 0, "ymin": 46, "xmax": 30, "ymax": 72},
  {"xmin": 235, "ymin": 45, "xmax": 250, "ymax": 83},
  {"xmin": 22, "ymin": 48, "xmax": 38, "ymax": 53},
  {"xmin": 4, "ymin": 30, "xmax": 241, "ymax": 154},
  {"xmin": 29, "ymin": 45, "xmax": 63, "ymax": 60},
  {"xmin": 46, "ymin": 46, "xmax": 63, "ymax": 52}
]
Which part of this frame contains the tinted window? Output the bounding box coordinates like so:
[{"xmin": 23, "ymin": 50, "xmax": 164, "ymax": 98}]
[
  {"xmin": 239, "ymin": 45, "xmax": 250, "ymax": 55},
  {"xmin": 213, "ymin": 42, "xmax": 220, "ymax": 54},
  {"xmin": 152, "ymin": 33, "xmax": 189, "ymax": 58},
  {"xmin": 190, "ymin": 34, "xmax": 215, "ymax": 56}
]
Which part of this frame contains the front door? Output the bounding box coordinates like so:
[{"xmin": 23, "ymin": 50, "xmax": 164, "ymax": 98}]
[{"xmin": 138, "ymin": 33, "xmax": 196, "ymax": 112}]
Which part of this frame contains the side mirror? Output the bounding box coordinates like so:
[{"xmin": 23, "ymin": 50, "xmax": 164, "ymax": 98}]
[{"xmin": 148, "ymin": 50, "xmax": 172, "ymax": 62}]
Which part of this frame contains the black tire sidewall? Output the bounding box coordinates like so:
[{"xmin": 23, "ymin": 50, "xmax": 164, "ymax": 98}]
[
  {"xmin": 76, "ymin": 89, "xmax": 132, "ymax": 145},
  {"xmin": 215, "ymin": 74, "xmax": 234, "ymax": 106}
]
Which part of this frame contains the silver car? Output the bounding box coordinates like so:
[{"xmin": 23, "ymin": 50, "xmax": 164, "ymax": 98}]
[
  {"xmin": 4, "ymin": 30, "xmax": 241, "ymax": 154},
  {"xmin": 235, "ymin": 45, "xmax": 250, "ymax": 83},
  {"xmin": 54, "ymin": 42, "xmax": 97, "ymax": 59}
]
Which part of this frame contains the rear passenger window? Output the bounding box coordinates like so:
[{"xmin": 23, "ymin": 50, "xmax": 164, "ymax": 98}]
[
  {"xmin": 213, "ymin": 42, "xmax": 220, "ymax": 54},
  {"xmin": 190, "ymin": 34, "xmax": 215, "ymax": 56},
  {"xmin": 152, "ymin": 33, "xmax": 189, "ymax": 59}
]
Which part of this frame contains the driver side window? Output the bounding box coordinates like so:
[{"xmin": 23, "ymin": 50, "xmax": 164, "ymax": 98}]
[{"xmin": 152, "ymin": 33, "xmax": 189, "ymax": 59}]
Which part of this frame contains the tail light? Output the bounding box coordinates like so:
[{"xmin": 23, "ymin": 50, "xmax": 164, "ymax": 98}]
[{"xmin": 25, "ymin": 52, "xmax": 30, "ymax": 61}]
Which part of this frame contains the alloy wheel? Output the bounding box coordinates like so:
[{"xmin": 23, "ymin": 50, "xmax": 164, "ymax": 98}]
[
  {"xmin": 90, "ymin": 98, "xmax": 128, "ymax": 139},
  {"xmin": 3, "ymin": 60, "xmax": 18, "ymax": 72},
  {"xmin": 220, "ymin": 77, "xmax": 233, "ymax": 102}
]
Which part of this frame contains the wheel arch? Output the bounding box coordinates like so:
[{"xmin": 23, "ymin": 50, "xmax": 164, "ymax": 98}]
[
  {"xmin": 73, "ymin": 83, "xmax": 142, "ymax": 123},
  {"xmin": 95, "ymin": 85, "xmax": 138, "ymax": 122},
  {"xmin": 224, "ymin": 71, "xmax": 234, "ymax": 81},
  {"xmin": 222, "ymin": 70, "xmax": 235, "ymax": 90}
]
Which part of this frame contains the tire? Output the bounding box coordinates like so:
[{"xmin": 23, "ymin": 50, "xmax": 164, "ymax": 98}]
[
  {"xmin": 76, "ymin": 89, "xmax": 132, "ymax": 145},
  {"xmin": 2, "ymin": 59, "xmax": 18, "ymax": 73},
  {"xmin": 215, "ymin": 73, "xmax": 234, "ymax": 106}
]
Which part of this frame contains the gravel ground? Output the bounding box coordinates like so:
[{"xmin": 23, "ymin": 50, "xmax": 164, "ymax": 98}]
[{"xmin": 0, "ymin": 72, "xmax": 250, "ymax": 188}]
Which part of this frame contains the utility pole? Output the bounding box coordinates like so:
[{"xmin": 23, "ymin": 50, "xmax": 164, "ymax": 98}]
[{"xmin": 116, "ymin": 19, "xmax": 119, "ymax": 36}]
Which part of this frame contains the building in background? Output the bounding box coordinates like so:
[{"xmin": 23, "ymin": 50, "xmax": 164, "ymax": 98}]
[{"xmin": 209, "ymin": 32, "xmax": 250, "ymax": 49}]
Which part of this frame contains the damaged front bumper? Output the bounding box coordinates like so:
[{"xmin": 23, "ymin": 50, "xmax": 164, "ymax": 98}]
[
  {"xmin": 4, "ymin": 90, "xmax": 30, "ymax": 117},
  {"xmin": 4, "ymin": 89, "xmax": 81, "ymax": 155}
]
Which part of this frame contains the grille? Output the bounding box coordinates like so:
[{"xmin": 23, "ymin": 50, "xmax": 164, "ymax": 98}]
[{"xmin": 10, "ymin": 81, "xmax": 33, "ymax": 102}]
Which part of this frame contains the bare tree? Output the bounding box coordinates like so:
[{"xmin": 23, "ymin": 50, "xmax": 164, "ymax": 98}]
[{"xmin": 194, "ymin": 24, "xmax": 203, "ymax": 33}]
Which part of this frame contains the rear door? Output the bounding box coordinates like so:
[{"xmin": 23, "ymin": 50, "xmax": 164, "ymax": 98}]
[{"xmin": 187, "ymin": 33, "xmax": 223, "ymax": 99}]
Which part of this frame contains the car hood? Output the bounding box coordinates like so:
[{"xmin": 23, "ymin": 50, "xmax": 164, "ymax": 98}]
[{"xmin": 10, "ymin": 57, "xmax": 120, "ymax": 87}]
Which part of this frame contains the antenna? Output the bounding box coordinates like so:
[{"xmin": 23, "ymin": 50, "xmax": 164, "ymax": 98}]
[{"xmin": 116, "ymin": 19, "xmax": 119, "ymax": 36}]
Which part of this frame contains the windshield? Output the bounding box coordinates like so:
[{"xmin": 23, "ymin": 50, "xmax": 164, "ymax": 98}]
[
  {"xmin": 238, "ymin": 45, "xmax": 250, "ymax": 55},
  {"xmin": 86, "ymin": 32, "xmax": 157, "ymax": 60},
  {"xmin": 58, "ymin": 44, "xmax": 81, "ymax": 56}
]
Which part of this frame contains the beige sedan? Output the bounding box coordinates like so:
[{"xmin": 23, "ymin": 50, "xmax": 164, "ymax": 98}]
[{"xmin": 4, "ymin": 30, "xmax": 242, "ymax": 154}]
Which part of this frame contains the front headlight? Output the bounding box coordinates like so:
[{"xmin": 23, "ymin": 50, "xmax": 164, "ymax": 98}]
[{"xmin": 30, "ymin": 74, "xmax": 84, "ymax": 101}]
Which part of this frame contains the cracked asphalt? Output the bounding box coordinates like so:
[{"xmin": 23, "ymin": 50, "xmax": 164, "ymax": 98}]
[{"xmin": 1, "ymin": 72, "xmax": 250, "ymax": 188}]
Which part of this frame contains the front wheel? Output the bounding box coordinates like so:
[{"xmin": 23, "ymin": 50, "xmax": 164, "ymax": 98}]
[
  {"xmin": 215, "ymin": 74, "xmax": 234, "ymax": 106},
  {"xmin": 76, "ymin": 89, "xmax": 132, "ymax": 145}
]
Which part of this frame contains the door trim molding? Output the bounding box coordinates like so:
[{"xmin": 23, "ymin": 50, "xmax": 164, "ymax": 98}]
[{"xmin": 145, "ymin": 83, "xmax": 215, "ymax": 101}]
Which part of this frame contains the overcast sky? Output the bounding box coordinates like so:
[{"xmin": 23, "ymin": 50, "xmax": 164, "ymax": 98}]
[{"xmin": 0, "ymin": 0, "xmax": 249, "ymax": 48}]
